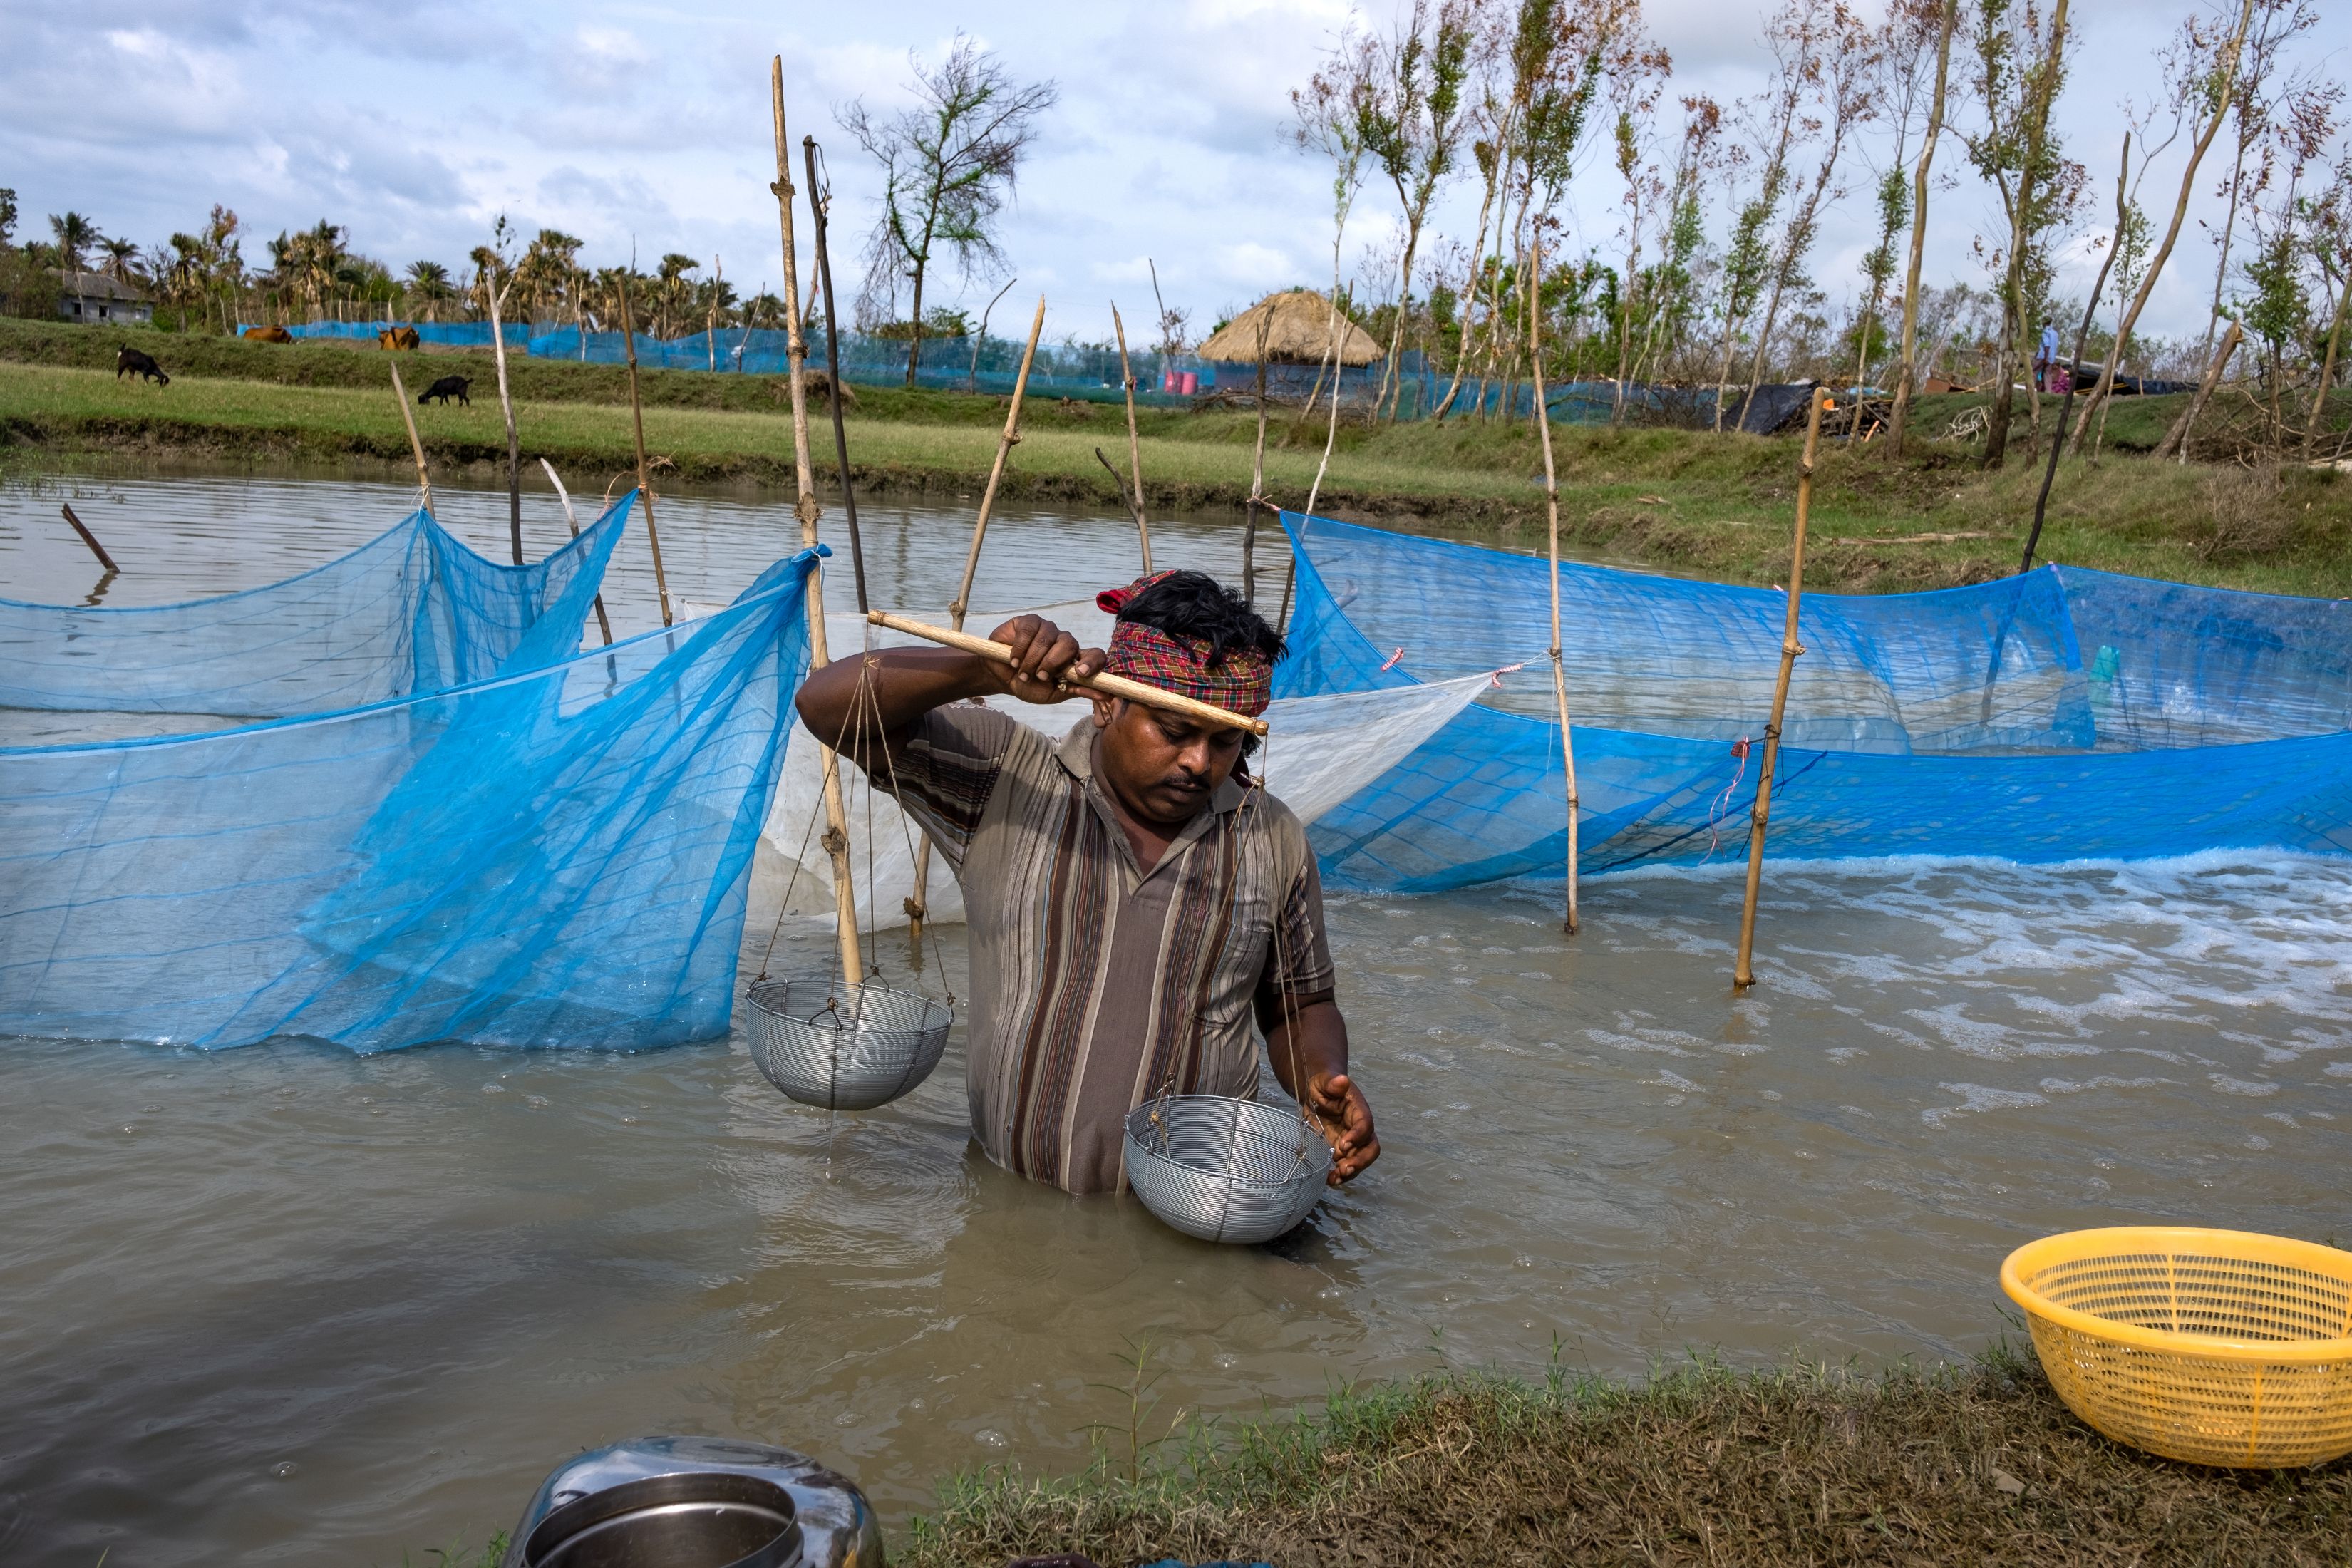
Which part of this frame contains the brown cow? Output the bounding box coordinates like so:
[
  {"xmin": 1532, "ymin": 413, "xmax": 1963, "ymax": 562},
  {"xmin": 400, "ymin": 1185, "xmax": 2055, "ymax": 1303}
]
[
  {"xmin": 243, "ymin": 325, "xmax": 295, "ymax": 344},
  {"xmin": 377, "ymin": 326, "xmax": 421, "ymax": 351}
]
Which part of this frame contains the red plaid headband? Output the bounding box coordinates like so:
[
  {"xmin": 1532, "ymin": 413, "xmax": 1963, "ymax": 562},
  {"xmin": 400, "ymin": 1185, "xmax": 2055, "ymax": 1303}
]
[{"xmin": 1095, "ymin": 572, "xmax": 1273, "ymax": 718}]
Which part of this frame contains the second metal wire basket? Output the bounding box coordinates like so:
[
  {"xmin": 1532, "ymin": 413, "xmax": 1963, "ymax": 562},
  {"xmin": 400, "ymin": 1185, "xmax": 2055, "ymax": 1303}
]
[
  {"xmin": 1122, "ymin": 1094, "xmax": 1333, "ymax": 1244},
  {"xmin": 744, "ymin": 978, "xmax": 952, "ymax": 1113}
]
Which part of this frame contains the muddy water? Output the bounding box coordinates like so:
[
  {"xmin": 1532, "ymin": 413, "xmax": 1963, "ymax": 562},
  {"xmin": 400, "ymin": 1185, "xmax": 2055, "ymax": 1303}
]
[{"xmin": 3, "ymin": 470, "xmax": 2348, "ymax": 1566}]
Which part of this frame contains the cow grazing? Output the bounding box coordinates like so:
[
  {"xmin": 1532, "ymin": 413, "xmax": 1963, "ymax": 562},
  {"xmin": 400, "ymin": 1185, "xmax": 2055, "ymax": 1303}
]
[
  {"xmin": 417, "ymin": 375, "xmax": 471, "ymax": 406},
  {"xmin": 242, "ymin": 324, "xmax": 295, "ymax": 344},
  {"xmin": 115, "ymin": 346, "xmax": 170, "ymax": 386},
  {"xmin": 377, "ymin": 326, "xmax": 421, "ymax": 351}
]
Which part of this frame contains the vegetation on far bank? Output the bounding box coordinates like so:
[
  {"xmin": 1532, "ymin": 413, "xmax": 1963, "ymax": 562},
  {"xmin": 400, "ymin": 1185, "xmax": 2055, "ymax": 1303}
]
[{"xmin": 7, "ymin": 318, "xmax": 2351, "ymax": 599}]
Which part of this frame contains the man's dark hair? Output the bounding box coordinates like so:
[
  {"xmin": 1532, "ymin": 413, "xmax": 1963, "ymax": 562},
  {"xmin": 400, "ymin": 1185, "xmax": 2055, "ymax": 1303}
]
[{"xmin": 1117, "ymin": 570, "xmax": 1285, "ymax": 667}]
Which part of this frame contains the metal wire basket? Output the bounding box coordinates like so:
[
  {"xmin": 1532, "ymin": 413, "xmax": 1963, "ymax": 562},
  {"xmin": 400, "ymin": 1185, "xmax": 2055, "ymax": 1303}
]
[
  {"xmin": 1122, "ymin": 1094, "xmax": 1332, "ymax": 1244},
  {"xmin": 744, "ymin": 978, "xmax": 952, "ymax": 1112}
]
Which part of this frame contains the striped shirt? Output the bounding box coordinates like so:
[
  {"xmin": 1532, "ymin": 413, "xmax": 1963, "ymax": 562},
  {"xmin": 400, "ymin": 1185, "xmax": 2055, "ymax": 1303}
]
[{"xmin": 864, "ymin": 706, "xmax": 1332, "ymax": 1195}]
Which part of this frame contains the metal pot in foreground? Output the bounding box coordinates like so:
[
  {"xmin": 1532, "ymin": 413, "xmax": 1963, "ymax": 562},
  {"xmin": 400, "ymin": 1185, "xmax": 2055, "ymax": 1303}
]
[{"xmin": 502, "ymin": 1435, "xmax": 882, "ymax": 1568}]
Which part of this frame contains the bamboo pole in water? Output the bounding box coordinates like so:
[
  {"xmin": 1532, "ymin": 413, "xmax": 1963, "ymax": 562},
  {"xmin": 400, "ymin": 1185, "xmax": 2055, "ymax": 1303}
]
[
  {"xmin": 906, "ymin": 296, "xmax": 1047, "ymax": 942},
  {"xmin": 1733, "ymin": 386, "xmax": 1831, "ymax": 991},
  {"xmin": 387, "ymin": 362, "xmax": 435, "ymax": 515},
  {"xmin": 1242, "ymin": 309, "xmax": 1272, "ymax": 607},
  {"xmin": 58, "ymin": 503, "xmax": 118, "ymax": 573},
  {"xmin": 803, "ymin": 133, "xmax": 869, "ymax": 614},
  {"xmin": 614, "ymin": 277, "xmax": 674, "ymax": 627},
  {"xmin": 772, "ymin": 54, "xmax": 863, "ymax": 992},
  {"xmin": 1524, "ymin": 242, "xmax": 1582, "ymax": 935},
  {"xmin": 1110, "ymin": 303, "xmax": 1152, "ymax": 572},
  {"xmin": 538, "ymin": 458, "xmax": 613, "ymax": 645},
  {"xmin": 483, "ymin": 273, "xmax": 523, "ymax": 564}
]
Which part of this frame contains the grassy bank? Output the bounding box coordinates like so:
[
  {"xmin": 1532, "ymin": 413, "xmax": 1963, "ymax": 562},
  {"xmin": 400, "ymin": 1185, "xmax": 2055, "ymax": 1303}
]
[
  {"xmin": 902, "ymin": 1350, "xmax": 2351, "ymax": 1567},
  {"xmin": 9, "ymin": 318, "xmax": 2350, "ymax": 596}
]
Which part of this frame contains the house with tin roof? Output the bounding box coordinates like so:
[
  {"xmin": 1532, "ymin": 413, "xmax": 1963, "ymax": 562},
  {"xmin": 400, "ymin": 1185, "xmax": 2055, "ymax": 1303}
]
[{"xmin": 53, "ymin": 269, "xmax": 153, "ymax": 326}]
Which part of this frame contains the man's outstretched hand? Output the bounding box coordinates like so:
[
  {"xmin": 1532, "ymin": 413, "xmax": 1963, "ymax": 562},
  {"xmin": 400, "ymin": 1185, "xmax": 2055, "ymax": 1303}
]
[
  {"xmin": 987, "ymin": 614, "xmax": 1106, "ymax": 705},
  {"xmin": 1306, "ymin": 1069, "xmax": 1379, "ymax": 1185}
]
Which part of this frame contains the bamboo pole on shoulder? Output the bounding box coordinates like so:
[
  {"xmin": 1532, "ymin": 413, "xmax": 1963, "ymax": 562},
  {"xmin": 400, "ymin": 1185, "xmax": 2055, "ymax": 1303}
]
[
  {"xmin": 1110, "ymin": 304, "xmax": 1152, "ymax": 572},
  {"xmin": 387, "ymin": 361, "xmax": 435, "ymax": 515},
  {"xmin": 1733, "ymin": 387, "xmax": 1830, "ymax": 991},
  {"xmin": 905, "ymin": 295, "xmax": 1047, "ymax": 942},
  {"xmin": 1525, "ymin": 242, "xmax": 1581, "ymax": 936},
  {"xmin": 614, "ymin": 277, "xmax": 674, "ymax": 627},
  {"xmin": 772, "ymin": 55, "xmax": 864, "ymax": 993}
]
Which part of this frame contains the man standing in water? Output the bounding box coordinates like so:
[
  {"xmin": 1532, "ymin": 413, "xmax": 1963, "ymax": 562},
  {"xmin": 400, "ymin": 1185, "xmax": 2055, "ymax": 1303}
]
[{"xmin": 794, "ymin": 570, "xmax": 1378, "ymax": 1196}]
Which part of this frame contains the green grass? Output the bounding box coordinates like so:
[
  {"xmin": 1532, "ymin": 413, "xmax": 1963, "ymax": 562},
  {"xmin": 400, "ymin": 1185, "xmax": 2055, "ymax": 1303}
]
[
  {"xmin": 9, "ymin": 316, "xmax": 2351, "ymax": 597},
  {"xmin": 900, "ymin": 1347, "xmax": 2352, "ymax": 1567}
]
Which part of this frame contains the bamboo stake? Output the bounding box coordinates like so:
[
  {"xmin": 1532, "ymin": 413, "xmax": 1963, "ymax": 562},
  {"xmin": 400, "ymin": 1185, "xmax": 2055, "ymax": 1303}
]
[
  {"xmin": 58, "ymin": 503, "xmax": 118, "ymax": 573},
  {"xmin": 1243, "ymin": 308, "xmax": 1272, "ymax": 607},
  {"xmin": 869, "ymin": 612, "xmax": 1270, "ymax": 736},
  {"xmin": 1525, "ymin": 242, "xmax": 1581, "ymax": 935},
  {"xmin": 907, "ymin": 294, "xmax": 1047, "ymax": 940},
  {"xmin": 614, "ymin": 275, "xmax": 674, "ymax": 627},
  {"xmin": 804, "ymin": 133, "xmax": 870, "ymax": 612},
  {"xmin": 948, "ymin": 297, "xmax": 1048, "ymax": 625},
  {"xmin": 538, "ymin": 458, "xmax": 613, "ymax": 645},
  {"xmin": 1733, "ymin": 387, "xmax": 1830, "ymax": 991},
  {"xmin": 1110, "ymin": 303, "xmax": 1152, "ymax": 572},
  {"xmin": 483, "ymin": 272, "xmax": 523, "ymax": 564},
  {"xmin": 388, "ymin": 362, "xmax": 435, "ymax": 514},
  {"xmin": 773, "ymin": 54, "xmax": 863, "ymax": 992}
]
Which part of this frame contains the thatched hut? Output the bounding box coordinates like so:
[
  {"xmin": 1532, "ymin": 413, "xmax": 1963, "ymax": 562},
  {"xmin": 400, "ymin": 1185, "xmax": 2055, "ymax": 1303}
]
[{"xmin": 1197, "ymin": 290, "xmax": 1385, "ymax": 366}]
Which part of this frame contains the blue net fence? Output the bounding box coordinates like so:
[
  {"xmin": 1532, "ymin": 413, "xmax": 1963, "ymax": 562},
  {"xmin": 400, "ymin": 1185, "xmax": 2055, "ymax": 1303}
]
[
  {"xmin": 259, "ymin": 319, "xmax": 1817, "ymax": 427},
  {"xmin": 1, "ymin": 550, "xmax": 820, "ymax": 1052},
  {"xmin": 1277, "ymin": 513, "xmax": 2352, "ymax": 891},
  {"xmin": 0, "ymin": 500, "xmax": 629, "ymax": 719}
]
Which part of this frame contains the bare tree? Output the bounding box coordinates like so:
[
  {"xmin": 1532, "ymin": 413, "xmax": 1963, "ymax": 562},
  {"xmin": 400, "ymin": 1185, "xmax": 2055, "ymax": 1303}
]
[
  {"xmin": 1709, "ymin": 0, "xmax": 1818, "ymax": 430},
  {"xmin": 1606, "ymin": 25, "xmax": 1678, "ymax": 420},
  {"xmin": 838, "ymin": 35, "xmax": 1057, "ymax": 388},
  {"xmin": 2194, "ymin": 0, "xmax": 2319, "ymax": 367},
  {"xmin": 1740, "ymin": 1, "xmax": 1879, "ymax": 407},
  {"xmin": 1887, "ymin": 0, "xmax": 1959, "ymax": 453},
  {"xmin": 2062, "ymin": 0, "xmax": 2258, "ymax": 450},
  {"xmin": 1360, "ymin": 0, "xmax": 1484, "ymax": 418},
  {"xmin": 1290, "ymin": 25, "xmax": 1377, "ymax": 451},
  {"xmin": 1962, "ymin": 0, "xmax": 2082, "ymax": 468},
  {"xmin": 1852, "ymin": 0, "xmax": 1942, "ymax": 396}
]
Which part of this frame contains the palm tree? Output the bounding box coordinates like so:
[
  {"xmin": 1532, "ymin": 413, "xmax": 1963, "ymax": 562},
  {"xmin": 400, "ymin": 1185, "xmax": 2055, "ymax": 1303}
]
[
  {"xmin": 48, "ymin": 211, "xmax": 103, "ymax": 274},
  {"xmin": 654, "ymin": 253, "xmax": 698, "ymax": 339},
  {"xmin": 405, "ymin": 259, "xmax": 454, "ymax": 322},
  {"xmin": 99, "ymin": 237, "xmax": 144, "ymax": 286}
]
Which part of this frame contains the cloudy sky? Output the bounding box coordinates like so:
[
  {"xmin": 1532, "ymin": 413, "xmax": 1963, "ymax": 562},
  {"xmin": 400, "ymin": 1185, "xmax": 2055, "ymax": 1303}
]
[{"xmin": 4, "ymin": 0, "xmax": 2345, "ymax": 346}]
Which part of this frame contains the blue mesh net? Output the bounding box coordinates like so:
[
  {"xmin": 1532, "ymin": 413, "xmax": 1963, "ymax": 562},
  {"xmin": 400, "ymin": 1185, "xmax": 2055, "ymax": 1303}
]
[
  {"xmin": 0, "ymin": 499, "xmax": 629, "ymax": 718},
  {"xmin": 0, "ymin": 550, "xmax": 819, "ymax": 1052},
  {"xmin": 1277, "ymin": 512, "xmax": 2352, "ymax": 890}
]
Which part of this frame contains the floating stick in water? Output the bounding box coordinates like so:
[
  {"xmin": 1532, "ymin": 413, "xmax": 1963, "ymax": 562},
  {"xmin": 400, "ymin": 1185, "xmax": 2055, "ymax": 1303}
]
[
  {"xmin": 773, "ymin": 53, "xmax": 862, "ymax": 991},
  {"xmin": 58, "ymin": 503, "xmax": 118, "ymax": 574},
  {"xmin": 1525, "ymin": 239, "xmax": 1582, "ymax": 936},
  {"xmin": 1735, "ymin": 386, "xmax": 1831, "ymax": 990},
  {"xmin": 867, "ymin": 612, "xmax": 1270, "ymax": 736},
  {"xmin": 387, "ymin": 361, "xmax": 434, "ymax": 515}
]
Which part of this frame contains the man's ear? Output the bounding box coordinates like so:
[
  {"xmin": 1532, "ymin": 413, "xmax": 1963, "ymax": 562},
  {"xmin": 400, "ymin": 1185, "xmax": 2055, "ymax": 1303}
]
[{"xmin": 1089, "ymin": 694, "xmax": 1118, "ymax": 731}]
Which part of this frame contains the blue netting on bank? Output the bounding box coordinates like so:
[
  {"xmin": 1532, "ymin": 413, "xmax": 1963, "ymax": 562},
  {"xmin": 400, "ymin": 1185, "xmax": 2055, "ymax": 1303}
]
[
  {"xmin": 0, "ymin": 499, "xmax": 629, "ymax": 718},
  {"xmin": 1277, "ymin": 513, "xmax": 2352, "ymax": 889},
  {"xmin": 0, "ymin": 550, "xmax": 819, "ymax": 1051}
]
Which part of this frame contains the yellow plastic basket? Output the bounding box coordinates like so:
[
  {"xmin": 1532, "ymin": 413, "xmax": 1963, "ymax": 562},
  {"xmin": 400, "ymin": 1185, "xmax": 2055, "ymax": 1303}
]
[{"xmin": 2002, "ymin": 1227, "xmax": 2352, "ymax": 1468}]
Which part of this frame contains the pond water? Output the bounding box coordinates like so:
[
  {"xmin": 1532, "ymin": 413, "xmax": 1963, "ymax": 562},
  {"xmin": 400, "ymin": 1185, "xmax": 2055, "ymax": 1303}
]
[{"xmin": 3, "ymin": 468, "xmax": 2348, "ymax": 1566}]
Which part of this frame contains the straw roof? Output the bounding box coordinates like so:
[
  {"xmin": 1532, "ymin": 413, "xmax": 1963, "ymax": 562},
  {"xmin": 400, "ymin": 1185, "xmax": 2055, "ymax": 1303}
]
[{"xmin": 1197, "ymin": 289, "xmax": 1386, "ymax": 366}]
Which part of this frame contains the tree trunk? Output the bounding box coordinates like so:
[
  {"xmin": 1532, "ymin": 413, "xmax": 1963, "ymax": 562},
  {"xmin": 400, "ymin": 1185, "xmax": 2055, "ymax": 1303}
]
[
  {"xmin": 2154, "ymin": 319, "xmax": 2242, "ymax": 461},
  {"xmin": 2304, "ymin": 274, "xmax": 2351, "ymax": 457},
  {"xmin": 904, "ymin": 260, "xmax": 927, "ymax": 390},
  {"xmin": 2071, "ymin": 0, "xmax": 2255, "ymax": 452},
  {"xmin": 1433, "ymin": 123, "xmax": 1510, "ymax": 420}
]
